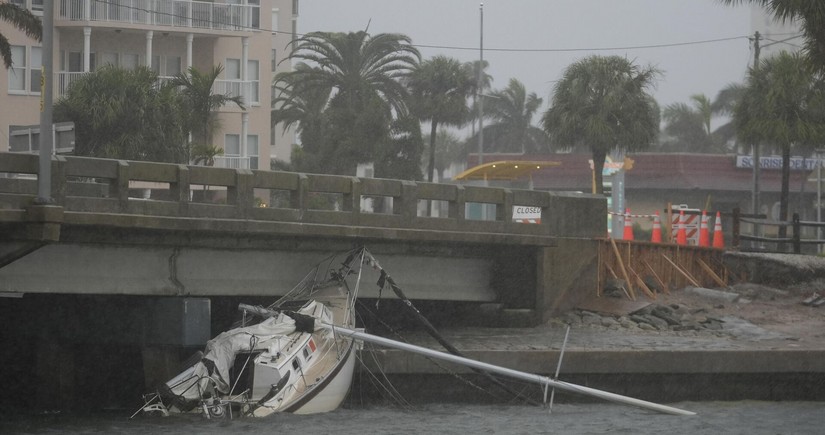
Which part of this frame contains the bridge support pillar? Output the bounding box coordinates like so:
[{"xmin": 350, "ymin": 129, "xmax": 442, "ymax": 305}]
[
  {"xmin": 24, "ymin": 205, "xmax": 63, "ymax": 242},
  {"xmin": 536, "ymin": 239, "xmax": 599, "ymax": 320}
]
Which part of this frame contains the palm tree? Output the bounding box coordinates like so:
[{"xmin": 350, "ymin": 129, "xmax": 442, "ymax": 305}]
[
  {"xmin": 542, "ymin": 55, "xmax": 661, "ymax": 194},
  {"xmin": 171, "ymin": 65, "xmax": 245, "ymax": 164},
  {"xmin": 475, "ymin": 78, "xmax": 549, "ymax": 154},
  {"xmin": 463, "ymin": 59, "xmax": 493, "ymax": 136},
  {"xmin": 272, "ymin": 63, "xmax": 332, "ymax": 155},
  {"xmin": 0, "ymin": 1, "xmax": 42, "ymax": 68},
  {"xmin": 661, "ymin": 94, "xmax": 722, "ymax": 153},
  {"xmin": 710, "ymin": 83, "xmax": 746, "ymax": 150},
  {"xmin": 734, "ymin": 51, "xmax": 825, "ymax": 236},
  {"xmin": 719, "ymin": 1, "xmax": 825, "ymax": 71},
  {"xmin": 281, "ymin": 31, "xmax": 420, "ymax": 116},
  {"xmin": 407, "ymin": 55, "xmax": 473, "ymax": 182}
]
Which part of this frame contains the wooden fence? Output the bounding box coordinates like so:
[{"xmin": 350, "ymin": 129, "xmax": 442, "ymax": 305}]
[{"xmin": 598, "ymin": 239, "xmax": 728, "ymax": 300}]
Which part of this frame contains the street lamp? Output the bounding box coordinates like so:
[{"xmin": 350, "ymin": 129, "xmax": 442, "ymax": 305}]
[{"xmin": 477, "ymin": 2, "xmax": 484, "ymax": 166}]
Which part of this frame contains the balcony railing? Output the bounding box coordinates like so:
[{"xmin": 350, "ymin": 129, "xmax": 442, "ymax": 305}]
[
  {"xmin": 55, "ymin": 71, "xmax": 256, "ymax": 103},
  {"xmin": 57, "ymin": 0, "xmax": 260, "ymax": 31},
  {"xmin": 213, "ymin": 156, "xmax": 250, "ymax": 169}
]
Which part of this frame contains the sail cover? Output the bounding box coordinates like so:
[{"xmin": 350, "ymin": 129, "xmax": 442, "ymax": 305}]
[{"xmin": 167, "ymin": 302, "xmax": 322, "ymax": 400}]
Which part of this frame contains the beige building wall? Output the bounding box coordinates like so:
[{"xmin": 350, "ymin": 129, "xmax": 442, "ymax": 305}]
[{"xmin": 1, "ymin": 0, "xmax": 296, "ymax": 168}]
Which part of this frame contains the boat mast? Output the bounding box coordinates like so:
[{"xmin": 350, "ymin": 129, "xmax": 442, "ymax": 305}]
[{"xmin": 326, "ymin": 325, "xmax": 695, "ymax": 416}]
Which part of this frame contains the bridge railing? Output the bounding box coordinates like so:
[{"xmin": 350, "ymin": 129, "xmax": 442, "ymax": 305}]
[{"xmin": 0, "ymin": 153, "xmax": 606, "ymax": 238}]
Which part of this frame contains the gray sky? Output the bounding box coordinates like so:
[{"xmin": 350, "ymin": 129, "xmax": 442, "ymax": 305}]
[{"xmin": 298, "ymin": 0, "xmax": 754, "ymax": 116}]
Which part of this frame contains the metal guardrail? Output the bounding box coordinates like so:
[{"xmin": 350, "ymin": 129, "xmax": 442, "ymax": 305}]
[{"xmin": 0, "ymin": 153, "xmax": 606, "ymax": 240}]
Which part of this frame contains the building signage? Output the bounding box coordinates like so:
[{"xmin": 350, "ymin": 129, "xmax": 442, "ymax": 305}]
[{"xmin": 736, "ymin": 155, "xmax": 824, "ymax": 170}]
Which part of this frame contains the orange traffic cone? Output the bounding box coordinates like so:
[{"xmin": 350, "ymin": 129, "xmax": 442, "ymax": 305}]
[
  {"xmin": 712, "ymin": 211, "xmax": 725, "ymax": 248},
  {"xmin": 698, "ymin": 210, "xmax": 710, "ymax": 247},
  {"xmin": 651, "ymin": 211, "xmax": 662, "ymax": 243},
  {"xmin": 676, "ymin": 210, "xmax": 687, "ymax": 245},
  {"xmin": 623, "ymin": 209, "xmax": 634, "ymax": 241}
]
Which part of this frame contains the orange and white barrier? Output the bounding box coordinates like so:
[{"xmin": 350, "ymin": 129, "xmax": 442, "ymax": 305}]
[
  {"xmin": 698, "ymin": 211, "xmax": 710, "ymax": 247},
  {"xmin": 623, "ymin": 209, "xmax": 634, "ymax": 240},
  {"xmin": 712, "ymin": 211, "xmax": 724, "ymax": 249},
  {"xmin": 651, "ymin": 212, "xmax": 662, "ymax": 243}
]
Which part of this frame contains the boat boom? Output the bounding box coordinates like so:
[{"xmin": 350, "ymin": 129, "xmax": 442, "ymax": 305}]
[{"xmin": 325, "ymin": 324, "xmax": 695, "ymax": 416}]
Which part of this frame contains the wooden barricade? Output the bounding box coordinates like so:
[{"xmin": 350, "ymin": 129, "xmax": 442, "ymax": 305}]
[{"xmin": 597, "ymin": 239, "xmax": 728, "ymax": 300}]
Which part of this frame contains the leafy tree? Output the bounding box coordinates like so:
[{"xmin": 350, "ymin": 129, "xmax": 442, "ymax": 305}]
[
  {"xmin": 720, "ymin": 1, "xmax": 825, "ymax": 71},
  {"xmin": 425, "ymin": 129, "xmax": 465, "ymax": 179},
  {"xmin": 281, "ymin": 31, "xmax": 419, "ymax": 115},
  {"xmin": 54, "ymin": 66, "xmax": 188, "ymax": 162},
  {"xmin": 171, "ymin": 65, "xmax": 245, "ymax": 164},
  {"xmin": 275, "ymin": 31, "xmax": 419, "ymax": 174},
  {"xmin": 661, "ymin": 94, "xmax": 722, "ymax": 153},
  {"xmin": 374, "ymin": 115, "xmax": 424, "ymax": 181},
  {"xmin": 710, "ymin": 83, "xmax": 746, "ymax": 150},
  {"xmin": 407, "ymin": 55, "xmax": 473, "ymax": 182},
  {"xmin": 734, "ymin": 51, "xmax": 825, "ymax": 236},
  {"xmin": 542, "ymin": 55, "xmax": 660, "ymax": 194},
  {"xmin": 463, "ymin": 59, "xmax": 493, "ymax": 136},
  {"xmin": 272, "ymin": 63, "xmax": 332, "ymax": 157},
  {"xmin": 470, "ymin": 78, "xmax": 550, "ymax": 154},
  {"xmin": 0, "ymin": 1, "xmax": 41, "ymax": 68}
]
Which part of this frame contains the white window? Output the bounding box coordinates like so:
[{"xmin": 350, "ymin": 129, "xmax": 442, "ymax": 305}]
[
  {"xmin": 101, "ymin": 52, "xmax": 119, "ymax": 67},
  {"xmin": 292, "ymin": 0, "xmax": 299, "ymax": 16},
  {"xmin": 8, "ymin": 45, "xmax": 26, "ymax": 92},
  {"xmin": 271, "ymin": 9, "xmax": 279, "ymax": 32},
  {"xmin": 248, "ymin": 59, "xmax": 259, "ymax": 104},
  {"xmin": 30, "ymin": 46, "xmax": 41, "ymax": 93},
  {"xmin": 225, "ymin": 134, "xmax": 241, "ymax": 156},
  {"xmin": 247, "ymin": 135, "xmax": 259, "ymax": 169},
  {"xmin": 66, "ymin": 51, "xmax": 96, "ymax": 72},
  {"xmin": 121, "ymin": 53, "xmax": 139, "ymax": 70},
  {"xmin": 225, "ymin": 58, "xmax": 242, "ymax": 98},
  {"xmin": 166, "ymin": 56, "xmax": 182, "ymax": 76},
  {"xmin": 249, "ymin": 0, "xmax": 260, "ymax": 28},
  {"xmin": 7, "ymin": 45, "xmax": 41, "ymax": 95}
]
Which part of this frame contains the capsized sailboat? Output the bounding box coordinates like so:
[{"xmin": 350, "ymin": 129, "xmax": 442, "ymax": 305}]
[
  {"xmin": 137, "ymin": 247, "xmax": 694, "ymax": 418},
  {"xmin": 138, "ymin": 248, "xmax": 369, "ymax": 418}
]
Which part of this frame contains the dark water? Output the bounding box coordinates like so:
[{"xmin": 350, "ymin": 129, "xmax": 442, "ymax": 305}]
[{"xmin": 1, "ymin": 402, "xmax": 822, "ymax": 434}]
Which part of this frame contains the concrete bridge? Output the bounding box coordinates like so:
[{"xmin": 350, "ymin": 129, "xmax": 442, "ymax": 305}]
[
  {"xmin": 0, "ymin": 152, "xmax": 605, "ymax": 411},
  {"xmin": 0, "ymin": 152, "xmax": 605, "ymax": 318}
]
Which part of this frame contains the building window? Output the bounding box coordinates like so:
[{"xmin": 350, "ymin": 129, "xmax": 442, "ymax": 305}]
[
  {"xmin": 121, "ymin": 53, "xmax": 139, "ymax": 70},
  {"xmin": 225, "ymin": 134, "xmax": 241, "ymax": 157},
  {"xmin": 248, "ymin": 59, "xmax": 259, "ymax": 104},
  {"xmin": 225, "ymin": 58, "xmax": 242, "ymax": 98},
  {"xmin": 30, "ymin": 46, "xmax": 41, "ymax": 93},
  {"xmin": 271, "ymin": 49, "xmax": 277, "ymax": 72},
  {"xmin": 292, "ymin": 0, "xmax": 299, "ymax": 16},
  {"xmin": 8, "ymin": 45, "xmax": 26, "ymax": 92},
  {"xmin": 248, "ymin": 134, "xmax": 259, "ymax": 169},
  {"xmin": 7, "ymin": 45, "xmax": 41, "ymax": 95},
  {"xmin": 271, "ymin": 9, "xmax": 279, "ymax": 32},
  {"xmin": 249, "ymin": 0, "xmax": 260, "ymax": 29}
]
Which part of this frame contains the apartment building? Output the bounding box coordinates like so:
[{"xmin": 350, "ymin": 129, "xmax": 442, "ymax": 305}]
[{"xmin": 2, "ymin": 0, "xmax": 297, "ymax": 168}]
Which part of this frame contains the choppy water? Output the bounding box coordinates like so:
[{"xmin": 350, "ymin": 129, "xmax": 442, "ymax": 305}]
[{"xmin": 1, "ymin": 402, "xmax": 822, "ymax": 435}]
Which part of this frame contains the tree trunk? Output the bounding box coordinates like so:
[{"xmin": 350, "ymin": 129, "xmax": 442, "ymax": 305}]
[
  {"xmin": 427, "ymin": 119, "xmax": 439, "ymax": 183},
  {"xmin": 426, "ymin": 119, "xmax": 439, "ymax": 217},
  {"xmin": 592, "ymin": 149, "xmax": 607, "ymax": 195}
]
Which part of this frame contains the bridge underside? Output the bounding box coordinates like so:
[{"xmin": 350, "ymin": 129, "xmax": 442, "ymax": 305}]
[{"xmin": 0, "ymin": 241, "xmax": 499, "ymax": 302}]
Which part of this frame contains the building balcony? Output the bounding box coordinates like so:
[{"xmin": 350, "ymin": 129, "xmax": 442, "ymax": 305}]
[
  {"xmin": 213, "ymin": 156, "xmax": 250, "ymax": 169},
  {"xmin": 56, "ymin": 0, "xmax": 260, "ymax": 33},
  {"xmin": 55, "ymin": 72, "xmax": 259, "ymax": 106}
]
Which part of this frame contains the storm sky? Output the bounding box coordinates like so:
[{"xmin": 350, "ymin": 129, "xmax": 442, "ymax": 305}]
[{"xmin": 297, "ymin": 0, "xmax": 755, "ymax": 113}]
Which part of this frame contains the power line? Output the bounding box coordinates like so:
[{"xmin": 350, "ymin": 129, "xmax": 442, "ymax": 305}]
[{"xmin": 414, "ymin": 35, "xmax": 751, "ymax": 53}]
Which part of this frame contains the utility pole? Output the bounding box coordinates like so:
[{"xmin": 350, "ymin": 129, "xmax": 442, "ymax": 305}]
[
  {"xmin": 477, "ymin": 2, "xmax": 484, "ymax": 166},
  {"xmin": 37, "ymin": 2, "xmax": 55, "ymax": 204},
  {"xmin": 750, "ymin": 31, "xmax": 761, "ymax": 240}
]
